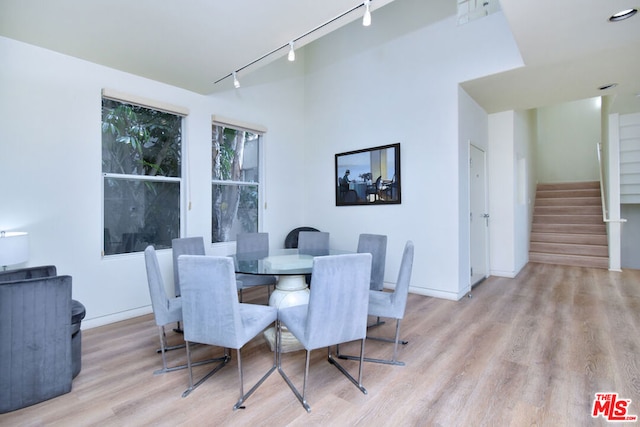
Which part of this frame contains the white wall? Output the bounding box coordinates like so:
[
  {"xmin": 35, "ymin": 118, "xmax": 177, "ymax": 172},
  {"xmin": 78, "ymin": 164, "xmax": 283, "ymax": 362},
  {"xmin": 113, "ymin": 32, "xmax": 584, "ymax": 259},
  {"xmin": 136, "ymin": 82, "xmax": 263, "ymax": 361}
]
[
  {"xmin": 0, "ymin": 1, "xmax": 526, "ymax": 329},
  {"xmin": 458, "ymin": 88, "xmax": 490, "ymax": 295},
  {"xmin": 536, "ymin": 98, "xmax": 601, "ymax": 183},
  {"xmin": 488, "ymin": 111, "xmax": 516, "ymax": 276},
  {"xmin": 513, "ymin": 109, "xmax": 537, "ymax": 271},
  {"xmin": 488, "ymin": 109, "xmax": 537, "ymax": 277},
  {"xmin": 0, "ymin": 36, "xmax": 306, "ymax": 328},
  {"xmin": 301, "ymin": 1, "xmax": 522, "ymax": 300}
]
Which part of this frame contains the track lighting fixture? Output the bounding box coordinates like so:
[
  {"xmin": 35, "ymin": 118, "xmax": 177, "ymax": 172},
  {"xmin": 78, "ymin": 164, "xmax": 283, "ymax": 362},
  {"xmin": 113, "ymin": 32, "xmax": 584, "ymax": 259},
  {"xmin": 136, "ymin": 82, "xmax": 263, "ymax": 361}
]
[
  {"xmin": 215, "ymin": 1, "xmax": 376, "ymax": 87},
  {"xmin": 363, "ymin": 0, "xmax": 372, "ymax": 26},
  {"xmin": 288, "ymin": 41, "xmax": 296, "ymax": 62},
  {"xmin": 609, "ymin": 8, "xmax": 637, "ymax": 22}
]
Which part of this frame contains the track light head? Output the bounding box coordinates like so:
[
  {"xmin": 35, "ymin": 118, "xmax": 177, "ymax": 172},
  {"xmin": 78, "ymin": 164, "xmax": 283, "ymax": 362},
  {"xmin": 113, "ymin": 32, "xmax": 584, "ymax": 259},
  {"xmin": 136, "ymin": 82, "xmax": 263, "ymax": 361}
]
[
  {"xmin": 288, "ymin": 41, "xmax": 296, "ymax": 62},
  {"xmin": 215, "ymin": 2, "xmax": 374, "ymax": 86},
  {"xmin": 363, "ymin": 0, "xmax": 371, "ymax": 26}
]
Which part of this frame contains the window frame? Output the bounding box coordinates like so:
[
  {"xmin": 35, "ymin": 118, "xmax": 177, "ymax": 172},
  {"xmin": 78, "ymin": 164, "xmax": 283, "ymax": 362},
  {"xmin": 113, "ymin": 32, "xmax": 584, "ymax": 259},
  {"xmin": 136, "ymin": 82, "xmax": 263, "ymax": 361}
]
[
  {"xmin": 101, "ymin": 90, "xmax": 187, "ymax": 257},
  {"xmin": 211, "ymin": 116, "xmax": 267, "ymax": 245}
]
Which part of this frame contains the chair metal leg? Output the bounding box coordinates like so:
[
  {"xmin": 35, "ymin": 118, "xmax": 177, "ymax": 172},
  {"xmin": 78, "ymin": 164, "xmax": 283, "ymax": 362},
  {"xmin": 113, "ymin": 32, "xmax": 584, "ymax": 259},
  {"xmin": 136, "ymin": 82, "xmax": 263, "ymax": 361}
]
[
  {"xmin": 328, "ymin": 341, "xmax": 367, "ymax": 394},
  {"xmin": 182, "ymin": 343, "xmax": 230, "ymax": 397},
  {"xmin": 367, "ymin": 316, "xmax": 385, "ymax": 329},
  {"xmin": 156, "ymin": 324, "xmax": 185, "ymax": 354},
  {"xmin": 233, "ymin": 345, "xmax": 277, "ymax": 410},
  {"xmin": 154, "ymin": 325, "xmax": 227, "ymax": 375},
  {"xmin": 276, "ymin": 320, "xmax": 312, "ymax": 412},
  {"xmin": 154, "ymin": 325, "xmax": 186, "ymax": 374},
  {"xmin": 277, "ymin": 321, "xmax": 367, "ymax": 413},
  {"xmin": 173, "ymin": 321, "xmax": 184, "ymax": 334},
  {"xmin": 337, "ymin": 319, "xmax": 407, "ymax": 366}
]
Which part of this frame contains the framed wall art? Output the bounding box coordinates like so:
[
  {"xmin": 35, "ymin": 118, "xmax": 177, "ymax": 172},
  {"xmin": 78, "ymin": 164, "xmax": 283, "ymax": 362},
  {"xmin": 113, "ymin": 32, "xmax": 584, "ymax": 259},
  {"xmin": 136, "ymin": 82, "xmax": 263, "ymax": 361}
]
[{"xmin": 335, "ymin": 143, "xmax": 401, "ymax": 206}]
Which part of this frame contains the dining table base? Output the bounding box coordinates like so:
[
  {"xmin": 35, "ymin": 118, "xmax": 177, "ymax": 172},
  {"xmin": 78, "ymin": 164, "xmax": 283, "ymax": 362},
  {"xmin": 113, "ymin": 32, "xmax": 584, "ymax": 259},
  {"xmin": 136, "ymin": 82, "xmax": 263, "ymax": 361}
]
[{"xmin": 263, "ymin": 274, "xmax": 309, "ymax": 353}]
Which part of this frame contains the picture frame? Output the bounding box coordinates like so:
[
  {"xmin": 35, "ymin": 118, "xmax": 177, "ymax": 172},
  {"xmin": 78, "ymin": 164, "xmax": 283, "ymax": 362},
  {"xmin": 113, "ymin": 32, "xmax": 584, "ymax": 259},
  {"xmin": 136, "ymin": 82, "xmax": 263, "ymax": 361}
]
[{"xmin": 335, "ymin": 143, "xmax": 401, "ymax": 206}]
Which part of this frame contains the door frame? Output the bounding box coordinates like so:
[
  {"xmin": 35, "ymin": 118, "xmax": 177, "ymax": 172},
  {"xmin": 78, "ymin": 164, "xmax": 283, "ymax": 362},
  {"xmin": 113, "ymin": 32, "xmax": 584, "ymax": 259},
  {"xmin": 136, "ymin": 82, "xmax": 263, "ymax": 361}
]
[{"xmin": 469, "ymin": 142, "xmax": 489, "ymax": 289}]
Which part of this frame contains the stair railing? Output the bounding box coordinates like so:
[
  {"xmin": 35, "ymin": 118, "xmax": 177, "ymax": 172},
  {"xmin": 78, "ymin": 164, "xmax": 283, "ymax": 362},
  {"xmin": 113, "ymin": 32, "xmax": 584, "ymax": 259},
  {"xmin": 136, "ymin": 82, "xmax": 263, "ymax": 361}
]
[
  {"xmin": 597, "ymin": 142, "xmax": 626, "ymax": 224},
  {"xmin": 597, "ymin": 142, "xmax": 610, "ymax": 221}
]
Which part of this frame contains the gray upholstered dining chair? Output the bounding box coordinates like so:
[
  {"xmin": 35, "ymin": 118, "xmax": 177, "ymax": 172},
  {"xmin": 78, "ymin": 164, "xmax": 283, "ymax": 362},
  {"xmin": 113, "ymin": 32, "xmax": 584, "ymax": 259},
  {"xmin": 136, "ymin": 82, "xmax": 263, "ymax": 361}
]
[
  {"xmin": 297, "ymin": 231, "xmax": 329, "ymax": 256},
  {"xmin": 297, "ymin": 231, "xmax": 330, "ymax": 284},
  {"xmin": 172, "ymin": 237, "xmax": 205, "ymax": 298},
  {"xmin": 338, "ymin": 240, "xmax": 414, "ymax": 366},
  {"xmin": 358, "ymin": 233, "xmax": 388, "ymax": 328},
  {"xmin": 171, "ymin": 237, "xmax": 206, "ymax": 333},
  {"xmin": 145, "ymin": 245, "xmax": 185, "ymax": 374},
  {"xmin": 357, "ymin": 233, "xmax": 387, "ymax": 291},
  {"xmin": 235, "ymin": 232, "xmax": 277, "ymax": 303},
  {"xmin": 145, "ymin": 246, "xmax": 224, "ymax": 375},
  {"xmin": 284, "ymin": 226, "xmax": 320, "ymax": 249},
  {"xmin": 179, "ymin": 255, "xmax": 277, "ymax": 410},
  {"xmin": 277, "ymin": 253, "xmax": 371, "ymax": 413}
]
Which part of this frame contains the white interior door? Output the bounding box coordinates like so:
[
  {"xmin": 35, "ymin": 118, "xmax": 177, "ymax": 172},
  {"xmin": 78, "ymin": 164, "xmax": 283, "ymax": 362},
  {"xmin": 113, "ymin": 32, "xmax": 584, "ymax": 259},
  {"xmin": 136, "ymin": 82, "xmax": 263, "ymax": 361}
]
[{"xmin": 470, "ymin": 143, "xmax": 489, "ymax": 286}]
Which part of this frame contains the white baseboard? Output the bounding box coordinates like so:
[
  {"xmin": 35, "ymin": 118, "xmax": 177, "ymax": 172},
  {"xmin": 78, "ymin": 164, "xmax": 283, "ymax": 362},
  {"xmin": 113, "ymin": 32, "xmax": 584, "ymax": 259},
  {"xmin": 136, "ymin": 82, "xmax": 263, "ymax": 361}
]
[
  {"xmin": 82, "ymin": 306, "xmax": 153, "ymax": 330},
  {"xmin": 490, "ymin": 269, "xmax": 518, "ymax": 278},
  {"xmin": 406, "ymin": 286, "xmax": 459, "ymax": 301}
]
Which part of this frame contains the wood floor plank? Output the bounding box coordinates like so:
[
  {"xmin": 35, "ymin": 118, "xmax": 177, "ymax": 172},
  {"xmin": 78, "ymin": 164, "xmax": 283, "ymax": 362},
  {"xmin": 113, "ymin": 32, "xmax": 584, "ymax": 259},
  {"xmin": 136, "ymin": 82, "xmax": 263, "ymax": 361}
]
[{"xmin": 2, "ymin": 264, "xmax": 640, "ymax": 426}]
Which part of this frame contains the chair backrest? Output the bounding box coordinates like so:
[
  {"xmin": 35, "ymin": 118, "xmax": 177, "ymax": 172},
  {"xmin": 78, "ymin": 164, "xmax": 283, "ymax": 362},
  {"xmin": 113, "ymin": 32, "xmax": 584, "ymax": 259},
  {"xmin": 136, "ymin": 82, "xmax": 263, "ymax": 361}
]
[
  {"xmin": 298, "ymin": 231, "xmax": 329, "ymax": 256},
  {"xmin": 375, "ymin": 176, "xmax": 382, "ymax": 190},
  {"xmin": 145, "ymin": 245, "xmax": 178, "ymax": 326},
  {"xmin": 236, "ymin": 232, "xmax": 269, "ymax": 257},
  {"xmin": 172, "ymin": 237, "xmax": 205, "ymax": 297},
  {"xmin": 178, "ymin": 255, "xmax": 244, "ymax": 349},
  {"xmin": 284, "ymin": 227, "xmax": 320, "ymax": 248},
  {"xmin": 357, "ymin": 234, "xmax": 387, "ymax": 291},
  {"xmin": 0, "ymin": 265, "xmax": 57, "ymax": 282},
  {"xmin": 305, "ymin": 253, "xmax": 371, "ymax": 349},
  {"xmin": 389, "ymin": 241, "xmax": 414, "ymax": 319}
]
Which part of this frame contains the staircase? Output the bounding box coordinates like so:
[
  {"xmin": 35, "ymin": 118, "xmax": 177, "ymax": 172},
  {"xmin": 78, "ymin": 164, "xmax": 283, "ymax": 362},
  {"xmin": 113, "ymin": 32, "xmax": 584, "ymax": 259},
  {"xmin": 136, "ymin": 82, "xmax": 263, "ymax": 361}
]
[{"xmin": 529, "ymin": 181, "xmax": 609, "ymax": 269}]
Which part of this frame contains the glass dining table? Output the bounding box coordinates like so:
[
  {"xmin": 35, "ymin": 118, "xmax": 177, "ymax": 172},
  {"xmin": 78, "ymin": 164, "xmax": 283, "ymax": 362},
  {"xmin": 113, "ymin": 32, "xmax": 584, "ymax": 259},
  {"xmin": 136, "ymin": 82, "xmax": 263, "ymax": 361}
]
[{"xmin": 232, "ymin": 248, "xmax": 351, "ymax": 352}]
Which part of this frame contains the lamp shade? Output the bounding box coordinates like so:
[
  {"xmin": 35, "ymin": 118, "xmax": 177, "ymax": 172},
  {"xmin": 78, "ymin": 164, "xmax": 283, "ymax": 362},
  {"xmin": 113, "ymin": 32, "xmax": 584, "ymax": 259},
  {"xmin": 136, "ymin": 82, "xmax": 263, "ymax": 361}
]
[{"xmin": 0, "ymin": 231, "xmax": 29, "ymax": 267}]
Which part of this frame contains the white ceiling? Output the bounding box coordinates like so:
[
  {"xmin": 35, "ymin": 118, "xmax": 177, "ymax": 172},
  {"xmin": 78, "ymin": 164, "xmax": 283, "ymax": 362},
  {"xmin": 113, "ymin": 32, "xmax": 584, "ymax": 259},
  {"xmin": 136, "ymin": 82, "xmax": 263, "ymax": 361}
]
[
  {"xmin": 1, "ymin": 0, "xmax": 639, "ymax": 114},
  {"xmin": 462, "ymin": 0, "xmax": 640, "ymax": 114}
]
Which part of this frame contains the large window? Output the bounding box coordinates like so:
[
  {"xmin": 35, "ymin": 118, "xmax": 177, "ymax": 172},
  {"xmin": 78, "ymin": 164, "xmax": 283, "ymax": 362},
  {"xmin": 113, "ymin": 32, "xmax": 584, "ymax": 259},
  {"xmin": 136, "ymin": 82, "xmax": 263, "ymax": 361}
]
[
  {"xmin": 102, "ymin": 95, "xmax": 184, "ymax": 255},
  {"xmin": 212, "ymin": 123, "xmax": 262, "ymax": 243}
]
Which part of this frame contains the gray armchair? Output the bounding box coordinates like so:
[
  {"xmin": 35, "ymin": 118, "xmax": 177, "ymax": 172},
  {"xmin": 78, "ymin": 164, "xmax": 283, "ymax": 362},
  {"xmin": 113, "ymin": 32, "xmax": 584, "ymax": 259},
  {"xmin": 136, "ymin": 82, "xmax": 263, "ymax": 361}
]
[
  {"xmin": 277, "ymin": 253, "xmax": 371, "ymax": 412},
  {"xmin": 0, "ymin": 266, "xmax": 82, "ymax": 413}
]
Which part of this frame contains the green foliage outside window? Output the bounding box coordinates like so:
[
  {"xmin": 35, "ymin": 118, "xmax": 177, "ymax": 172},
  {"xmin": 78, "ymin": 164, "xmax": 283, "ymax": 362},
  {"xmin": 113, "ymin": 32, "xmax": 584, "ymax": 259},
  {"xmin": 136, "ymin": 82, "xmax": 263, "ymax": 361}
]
[
  {"xmin": 102, "ymin": 99, "xmax": 182, "ymax": 255},
  {"xmin": 212, "ymin": 125, "xmax": 260, "ymax": 243}
]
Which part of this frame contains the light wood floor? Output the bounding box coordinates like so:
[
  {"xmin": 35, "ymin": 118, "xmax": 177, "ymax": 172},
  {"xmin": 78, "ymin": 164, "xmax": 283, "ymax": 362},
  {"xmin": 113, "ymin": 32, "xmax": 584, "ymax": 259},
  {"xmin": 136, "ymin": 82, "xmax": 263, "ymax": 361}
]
[{"xmin": 2, "ymin": 263, "xmax": 640, "ymax": 426}]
